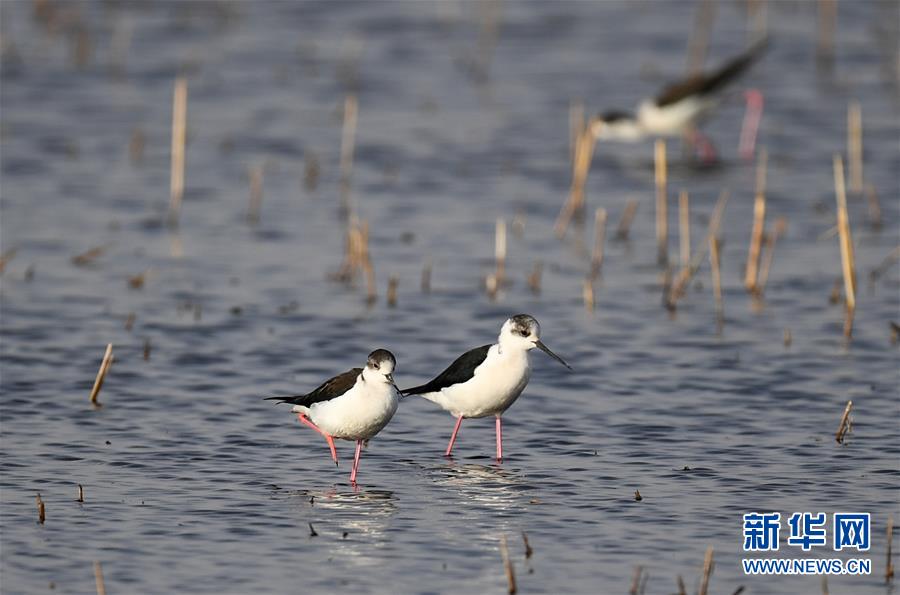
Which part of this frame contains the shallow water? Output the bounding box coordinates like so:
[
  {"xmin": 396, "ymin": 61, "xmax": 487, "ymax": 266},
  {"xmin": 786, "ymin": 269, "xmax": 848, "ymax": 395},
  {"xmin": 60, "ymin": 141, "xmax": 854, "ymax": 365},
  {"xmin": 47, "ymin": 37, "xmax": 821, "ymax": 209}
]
[{"xmin": 1, "ymin": 1, "xmax": 898, "ymax": 594}]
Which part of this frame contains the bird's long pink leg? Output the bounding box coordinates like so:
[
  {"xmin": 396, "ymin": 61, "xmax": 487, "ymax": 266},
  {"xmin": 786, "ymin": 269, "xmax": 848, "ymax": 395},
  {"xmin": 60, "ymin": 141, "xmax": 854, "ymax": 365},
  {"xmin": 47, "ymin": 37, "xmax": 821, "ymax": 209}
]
[
  {"xmin": 444, "ymin": 416, "xmax": 464, "ymax": 457},
  {"xmin": 687, "ymin": 128, "xmax": 718, "ymax": 164},
  {"xmin": 297, "ymin": 414, "xmax": 339, "ymax": 466},
  {"xmin": 349, "ymin": 439, "xmax": 363, "ymax": 484},
  {"xmin": 739, "ymin": 88, "xmax": 764, "ymax": 161},
  {"xmin": 495, "ymin": 416, "xmax": 503, "ymax": 462}
]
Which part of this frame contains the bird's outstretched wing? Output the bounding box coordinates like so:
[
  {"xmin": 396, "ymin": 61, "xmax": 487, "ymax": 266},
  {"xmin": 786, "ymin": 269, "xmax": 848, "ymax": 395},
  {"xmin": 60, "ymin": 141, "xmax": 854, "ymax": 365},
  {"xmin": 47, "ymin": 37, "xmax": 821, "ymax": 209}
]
[
  {"xmin": 265, "ymin": 368, "xmax": 362, "ymax": 408},
  {"xmin": 654, "ymin": 38, "xmax": 768, "ymax": 108},
  {"xmin": 402, "ymin": 345, "xmax": 491, "ymax": 395}
]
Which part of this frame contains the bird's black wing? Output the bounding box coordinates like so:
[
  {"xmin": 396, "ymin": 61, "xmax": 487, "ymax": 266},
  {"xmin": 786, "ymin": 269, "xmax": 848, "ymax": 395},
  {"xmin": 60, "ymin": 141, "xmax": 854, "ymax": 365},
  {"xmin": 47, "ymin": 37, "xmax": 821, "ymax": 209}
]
[
  {"xmin": 402, "ymin": 345, "xmax": 491, "ymax": 395},
  {"xmin": 264, "ymin": 368, "xmax": 362, "ymax": 408},
  {"xmin": 655, "ymin": 38, "xmax": 768, "ymax": 107}
]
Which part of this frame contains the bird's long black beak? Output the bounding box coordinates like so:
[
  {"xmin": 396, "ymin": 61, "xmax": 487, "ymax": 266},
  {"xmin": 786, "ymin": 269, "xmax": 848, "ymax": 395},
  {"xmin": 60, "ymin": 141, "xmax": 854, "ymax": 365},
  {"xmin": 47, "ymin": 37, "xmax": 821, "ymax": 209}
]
[
  {"xmin": 386, "ymin": 373, "xmax": 395, "ymax": 385},
  {"xmin": 534, "ymin": 340, "xmax": 572, "ymax": 370}
]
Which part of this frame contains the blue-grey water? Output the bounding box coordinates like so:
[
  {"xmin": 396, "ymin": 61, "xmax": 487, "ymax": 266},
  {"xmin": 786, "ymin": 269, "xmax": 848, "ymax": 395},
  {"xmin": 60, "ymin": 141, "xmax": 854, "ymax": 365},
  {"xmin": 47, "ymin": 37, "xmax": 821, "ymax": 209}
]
[{"xmin": 1, "ymin": 1, "xmax": 898, "ymax": 594}]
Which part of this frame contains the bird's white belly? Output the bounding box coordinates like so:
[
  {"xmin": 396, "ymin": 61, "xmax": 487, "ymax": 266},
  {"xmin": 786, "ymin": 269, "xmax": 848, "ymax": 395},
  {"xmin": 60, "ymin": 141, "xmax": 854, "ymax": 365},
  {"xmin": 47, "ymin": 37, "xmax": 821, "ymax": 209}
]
[
  {"xmin": 431, "ymin": 353, "xmax": 531, "ymax": 418},
  {"xmin": 638, "ymin": 97, "xmax": 712, "ymax": 136},
  {"xmin": 296, "ymin": 383, "xmax": 399, "ymax": 441}
]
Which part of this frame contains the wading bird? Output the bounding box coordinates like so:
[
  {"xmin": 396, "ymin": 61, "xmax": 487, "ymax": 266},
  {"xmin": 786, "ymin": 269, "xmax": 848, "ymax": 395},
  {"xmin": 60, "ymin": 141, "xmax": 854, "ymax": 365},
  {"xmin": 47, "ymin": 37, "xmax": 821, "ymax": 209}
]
[
  {"xmin": 403, "ymin": 315, "xmax": 571, "ymax": 461},
  {"xmin": 590, "ymin": 39, "xmax": 767, "ymax": 162},
  {"xmin": 266, "ymin": 349, "xmax": 400, "ymax": 484}
]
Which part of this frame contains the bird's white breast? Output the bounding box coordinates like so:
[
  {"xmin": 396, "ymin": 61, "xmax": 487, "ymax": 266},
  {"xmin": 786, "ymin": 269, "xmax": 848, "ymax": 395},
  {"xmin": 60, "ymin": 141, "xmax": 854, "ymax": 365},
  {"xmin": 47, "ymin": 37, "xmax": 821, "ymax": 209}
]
[
  {"xmin": 637, "ymin": 97, "xmax": 714, "ymax": 136},
  {"xmin": 294, "ymin": 377, "xmax": 399, "ymax": 441},
  {"xmin": 424, "ymin": 345, "xmax": 531, "ymax": 418}
]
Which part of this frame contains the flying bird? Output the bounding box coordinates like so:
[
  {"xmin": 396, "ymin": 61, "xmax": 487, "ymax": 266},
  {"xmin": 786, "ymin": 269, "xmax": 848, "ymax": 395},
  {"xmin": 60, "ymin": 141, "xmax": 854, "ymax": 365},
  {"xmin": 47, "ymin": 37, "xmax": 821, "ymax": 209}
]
[
  {"xmin": 403, "ymin": 315, "xmax": 571, "ymax": 461},
  {"xmin": 590, "ymin": 39, "xmax": 767, "ymax": 162},
  {"xmin": 266, "ymin": 349, "xmax": 400, "ymax": 484}
]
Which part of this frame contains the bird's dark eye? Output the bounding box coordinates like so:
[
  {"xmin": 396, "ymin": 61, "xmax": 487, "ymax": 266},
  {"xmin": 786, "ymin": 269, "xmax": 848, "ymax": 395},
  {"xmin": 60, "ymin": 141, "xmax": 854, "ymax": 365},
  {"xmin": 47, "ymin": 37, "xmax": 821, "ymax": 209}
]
[
  {"xmin": 372, "ymin": 363, "xmax": 380, "ymax": 369},
  {"xmin": 517, "ymin": 329, "xmax": 529, "ymax": 337}
]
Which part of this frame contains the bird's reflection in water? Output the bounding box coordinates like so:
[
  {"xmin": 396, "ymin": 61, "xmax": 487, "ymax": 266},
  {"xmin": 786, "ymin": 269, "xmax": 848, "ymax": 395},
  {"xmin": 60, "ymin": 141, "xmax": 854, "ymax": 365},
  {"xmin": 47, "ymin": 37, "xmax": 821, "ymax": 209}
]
[
  {"xmin": 278, "ymin": 486, "xmax": 398, "ymax": 568},
  {"xmin": 430, "ymin": 459, "xmax": 533, "ymax": 515}
]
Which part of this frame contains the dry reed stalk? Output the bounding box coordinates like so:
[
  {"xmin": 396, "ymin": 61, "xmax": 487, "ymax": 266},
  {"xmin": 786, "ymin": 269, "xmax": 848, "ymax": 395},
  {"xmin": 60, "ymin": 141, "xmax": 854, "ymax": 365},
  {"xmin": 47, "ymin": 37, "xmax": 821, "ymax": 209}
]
[
  {"xmin": 143, "ymin": 339, "xmax": 151, "ymax": 361},
  {"xmin": 833, "ymin": 155, "xmax": 857, "ymax": 338},
  {"xmin": 784, "ymin": 328, "xmax": 792, "ymax": 347},
  {"xmin": 339, "ymin": 94, "xmax": 358, "ymax": 216},
  {"xmin": 94, "ymin": 561, "xmax": 106, "ymax": 595},
  {"xmin": 614, "ymin": 198, "xmax": 639, "ymax": 241},
  {"xmin": 629, "ymin": 566, "xmax": 643, "ymax": 595},
  {"xmin": 591, "ymin": 208, "xmax": 607, "ymax": 279},
  {"xmin": 865, "ymin": 184, "xmax": 882, "ymax": 230},
  {"xmin": 495, "ymin": 218, "xmax": 507, "ymax": 285},
  {"xmin": 304, "ymin": 151, "xmax": 320, "ymax": 192},
  {"xmin": 710, "ymin": 236, "xmax": 723, "ymax": 332},
  {"xmin": 655, "ymin": 139, "xmax": 668, "ymax": 265},
  {"xmin": 687, "ymin": 0, "xmax": 716, "ymax": 75},
  {"xmin": 169, "ymin": 76, "xmax": 187, "ymax": 225},
  {"xmin": 569, "ymin": 99, "xmax": 584, "ymax": 163},
  {"xmin": 835, "ymin": 400, "xmax": 853, "ymax": 444},
  {"xmin": 128, "ymin": 269, "xmax": 152, "ymax": 289},
  {"xmin": 124, "ymin": 313, "xmax": 135, "ymax": 331},
  {"xmin": 634, "ymin": 490, "xmax": 642, "ymax": 501},
  {"xmin": 77, "ymin": 484, "xmax": 84, "ymax": 503},
  {"xmin": 89, "ymin": 344, "xmax": 113, "ymax": 406},
  {"xmin": 129, "ymin": 128, "xmax": 144, "ymax": 164},
  {"xmin": 0, "ymin": 248, "xmax": 17, "ymax": 274},
  {"xmin": 499, "ymin": 534, "xmax": 516, "ymax": 594},
  {"xmin": 421, "ymin": 260, "xmax": 432, "ymax": 293},
  {"xmin": 521, "ymin": 532, "xmax": 533, "ymax": 559},
  {"xmin": 72, "ymin": 245, "xmax": 107, "ymax": 266},
  {"xmin": 485, "ymin": 274, "xmax": 498, "ymax": 302},
  {"xmin": 678, "ymin": 190, "xmax": 690, "ymax": 269},
  {"xmin": 821, "ymin": 576, "xmax": 829, "ymax": 595},
  {"xmin": 887, "ymin": 515, "xmax": 895, "ymax": 583},
  {"xmin": 247, "ymin": 164, "xmax": 264, "ymax": 224},
  {"xmin": 848, "ymin": 101, "xmax": 863, "ymax": 194},
  {"xmin": 816, "ymin": 0, "xmax": 836, "ymax": 70},
  {"xmin": 36, "ymin": 493, "xmax": 45, "ymax": 524},
  {"xmin": 755, "ymin": 217, "xmax": 788, "ymax": 296},
  {"xmin": 698, "ymin": 546, "xmax": 714, "ymax": 595},
  {"xmin": 361, "ymin": 222, "xmax": 376, "ymax": 305},
  {"xmin": 668, "ymin": 190, "xmax": 729, "ymax": 307},
  {"xmin": 387, "ymin": 276, "xmax": 398, "ymax": 308},
  {"xmin": 527, "ymin": 262, "xmax": 542, "ymax": 295},
  {"xmin": 676, "ymin": 575, "xmax": 686, "ymax": 595},
  {"xmin": 583, "ymin": 277, "xmax": 595, "ymax": 313},
  {"xmin": 870, "ymin": 245, "xmax": 900, "ymax": 283},
  {"xmin": 554, "ymin": 125, "xmax": 595, "ymax": 238},
  {"xmin": 744, "ymin": 149, "xmax": 767, "ymax": 292}
]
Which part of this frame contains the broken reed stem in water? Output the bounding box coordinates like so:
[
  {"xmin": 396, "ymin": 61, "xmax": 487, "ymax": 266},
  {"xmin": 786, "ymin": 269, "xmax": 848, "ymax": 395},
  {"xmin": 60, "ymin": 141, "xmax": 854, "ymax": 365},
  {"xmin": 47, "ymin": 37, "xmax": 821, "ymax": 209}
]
[
  {"xmin": 247, "ymin": 164, "xmax": 263, "ymax": 224},
  {"xmin": 0, "ymin": 248, "xmax": 16, "ymax": 274},
  {"xmin": 833, "ymin": 155, "xmax": 857, "ymax": 338},
  {"xmin": 77, "ymin": 484, "xmax": 84, "ymax": 503},
  {"xmin": 678, "ymin": 190, "xmax": 690, "ymax": 269},
  {"xmin": 848, "ymin": 101, "xmax": 863, "ymax": 194},
  {"xmin": 94, "ymin": 561, "xmax": 106, "ymax": 595},
  {"xmin": 629, "ymin": 565, "xmax": 643, "ymax": 595},
  {"xmin": 554, "ymin": 125, "xmax": 595, "ymax": 238},
  {"xmin": 521, "ymin": 531, "xmax": 533, "ymax": 559},
  {"xmin": 421, "ymin": 259, "xmax": 432, "ymax": 294},
  {"xmin": 698, "ymin": 546, "xmax": 714, "ymax": 595},
  {"xmin": 887, "ymin": 515, "xmax": 895, "ymax": 583},
  {"xmin": 869, "ymin": 245, "xmax": 900, "ymax": 284},
  {"xmin": 495, "ymin": 218, "xmax": 507, "ymax": 285},
  {"xmin": 668, "ymin": 190, "xmax": 728, "ymax": 307},
  {"xmin": 835, "ymin": 400, "xmax": 853, "ymax": 444},
  {"xmin": 745, "ymin": 149, "xmax": 767, "ymax": 292},
  {"xmin": 169, "ymin": 76, "xmax": 187, "ymax": 225},
  {"xmin": 655, "ymin": 139, "xmax": 668, "ymax": 266},
  {"xmin": 591, "ymin": 208, "xmax": 607, "ymax": 279},
  {"xmin": 485, "ymin": 273, "xmax": 498, "ymax": 302},
  {"xmin": 816, "ymin": 0, "xmax": 836, "ymax": 70},
  {"xmin": 569, "ymin": 98, "xmax": 584, "ymax": 163},
  {"xmin": 614, "ymin": 198, "xmax": 639, "ymax": 241},
  {"xmin": 583, "ymin": 277, "xmax": 595, "ymax": 313},
  {"xmin": 71, "ymin": 245, "xmax": 107, "ymax": 266},
  {"xmin": 864, "ymin": 184, "xmax": 882, "ymax": 230},
  {"xmin": 36, "ymin": 493, "xmax": 45, "ymax": 524},
  {"xmin": 710, "ymin": 235, "xmax": 723, "ymax": 332},
  {"xmin": 339, "ymin": 94, "xmax": 358, "ymax": 217},
  {"xmin": 527, "ymin": 261, "xmax": 542, "ymax": 295},
  {"xmin": 387, "ymin": 276, "xmax": 398, "ymax": 308},
  {"xmin": 676, "ymin": 575, "xmax": 687, "ymax": 595},
  {"xmin": 499, "ymin": 534, "xmax": 516, "ymax": 594},
  {"xmin": 89, "ymin": 344, "xmax": 114, "ymax": 406},
  {"xmin": 755, "ymin": 216, "xmax": 788, "ymax": 297},
  {"xmin": 360, "ymin": 221, "xmax": 376, "ymax": 305}
]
